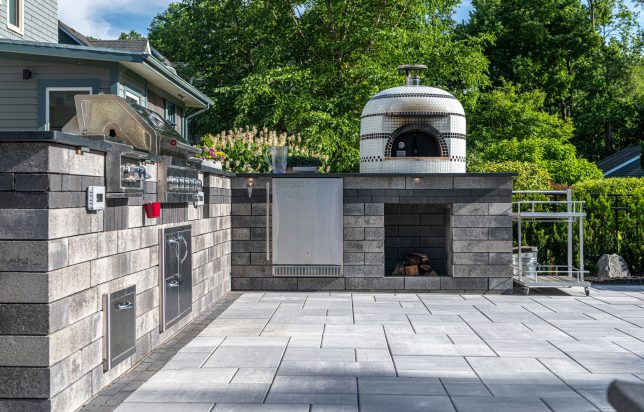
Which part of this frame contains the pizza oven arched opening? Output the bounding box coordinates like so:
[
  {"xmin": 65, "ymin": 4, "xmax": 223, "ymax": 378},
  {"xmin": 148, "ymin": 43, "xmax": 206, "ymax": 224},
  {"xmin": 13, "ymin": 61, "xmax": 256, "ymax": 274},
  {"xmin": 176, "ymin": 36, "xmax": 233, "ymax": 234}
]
[{"xmin": 388, "ymin": 124, "xmax": 446, "ymax": 158}]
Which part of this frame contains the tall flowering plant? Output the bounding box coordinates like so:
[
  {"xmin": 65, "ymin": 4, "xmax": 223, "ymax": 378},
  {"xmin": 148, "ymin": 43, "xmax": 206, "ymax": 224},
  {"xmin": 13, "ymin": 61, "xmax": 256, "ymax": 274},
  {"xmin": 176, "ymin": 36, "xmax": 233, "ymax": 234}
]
[{"xmin": 200, "ymin": 127, "xmax": 331, "ymax": 173}]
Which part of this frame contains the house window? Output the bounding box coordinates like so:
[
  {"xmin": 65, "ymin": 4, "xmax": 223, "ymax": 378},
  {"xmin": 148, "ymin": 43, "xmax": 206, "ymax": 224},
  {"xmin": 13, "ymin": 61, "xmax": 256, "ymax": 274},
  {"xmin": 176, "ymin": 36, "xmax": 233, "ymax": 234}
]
[
  {"xmin": 7, "ymin": 0, "xmax": 23, "ymax": 34},
  {"xmin": 125, "ymin": 90, "xmax": 141, "ymax": 105},
  {"xmin": 46, "ymin": 88, "xmax": 92, "ymax": 131},
  {"xmin": 166, "ymin": 101, "xmax": 176, "ymax": 126}
]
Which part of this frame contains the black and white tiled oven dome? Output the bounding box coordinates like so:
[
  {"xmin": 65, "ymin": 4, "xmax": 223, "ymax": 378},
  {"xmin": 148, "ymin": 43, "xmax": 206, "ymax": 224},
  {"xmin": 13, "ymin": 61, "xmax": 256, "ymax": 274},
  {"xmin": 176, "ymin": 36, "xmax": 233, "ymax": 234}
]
[{"xmin": 360, "ymin": 85, "xmax": 467, "ymax": 173}]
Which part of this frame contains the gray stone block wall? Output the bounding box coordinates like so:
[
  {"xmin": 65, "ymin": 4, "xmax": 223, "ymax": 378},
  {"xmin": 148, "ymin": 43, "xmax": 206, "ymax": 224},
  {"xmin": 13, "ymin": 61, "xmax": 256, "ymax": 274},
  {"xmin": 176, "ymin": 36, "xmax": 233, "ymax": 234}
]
[
  {"xmin": 0, "ymin": 142, "xmax": 232, "ymax": 410},
  {"xmin": 230, "ymin": 175, "xmax": 513, "ymax": 293},
  {"xmin": 384, "ymin": 203, "xmax": 449, "ymax": 275}
]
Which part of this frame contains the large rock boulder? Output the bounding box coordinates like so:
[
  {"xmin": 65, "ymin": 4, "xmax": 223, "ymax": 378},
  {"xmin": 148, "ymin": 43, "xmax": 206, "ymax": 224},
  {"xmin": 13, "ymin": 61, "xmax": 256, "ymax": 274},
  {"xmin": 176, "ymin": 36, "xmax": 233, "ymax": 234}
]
[{"xmin": 596, "ymin": 254, "xmax": 631, "ymax": 280}]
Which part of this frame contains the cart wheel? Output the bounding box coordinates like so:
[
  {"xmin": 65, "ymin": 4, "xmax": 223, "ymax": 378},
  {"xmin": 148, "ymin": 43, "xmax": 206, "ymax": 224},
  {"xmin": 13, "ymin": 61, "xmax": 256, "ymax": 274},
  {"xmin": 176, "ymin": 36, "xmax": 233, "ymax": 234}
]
[
  {"xmin": 584, "ymin": 287, "xmax": 590, "ymax": 297},
  {"xmin": 523, "ymin": 287, "xmax": 530, "ymax": 295}
]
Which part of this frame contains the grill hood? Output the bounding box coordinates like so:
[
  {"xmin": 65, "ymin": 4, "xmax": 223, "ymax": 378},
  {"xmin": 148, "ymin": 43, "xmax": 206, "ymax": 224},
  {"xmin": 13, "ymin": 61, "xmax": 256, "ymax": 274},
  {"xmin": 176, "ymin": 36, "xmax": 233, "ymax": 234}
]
[{"xmin": 62, "ymin": 94, "xmax": 200, "ymax": 157}]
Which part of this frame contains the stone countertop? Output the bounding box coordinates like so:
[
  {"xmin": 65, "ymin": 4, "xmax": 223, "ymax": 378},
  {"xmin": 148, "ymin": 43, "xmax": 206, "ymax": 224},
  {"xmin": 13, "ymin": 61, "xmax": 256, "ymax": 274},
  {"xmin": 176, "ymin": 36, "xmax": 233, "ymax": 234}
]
[
  {"xmin": 0, "ymin": 130, "xmax": 114, "ymax": 152},
  {"xmin": 235, "ymin": 172, "xmax": 518, "ymax": 177},
  {"xmin": 0, "ymin": 132, "xmax": 517, "ymax": 179},
  {"xmin": 0, "ymin": 131, "xmax": 233, "ymax": 177}
]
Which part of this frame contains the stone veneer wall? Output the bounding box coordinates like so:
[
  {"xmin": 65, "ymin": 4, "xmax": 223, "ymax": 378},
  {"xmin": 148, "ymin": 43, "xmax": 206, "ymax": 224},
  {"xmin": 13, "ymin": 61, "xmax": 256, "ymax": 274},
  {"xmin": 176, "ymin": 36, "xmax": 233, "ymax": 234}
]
[
  {"xmin": 230, "ymin": 175, "xmax": 513, "ymax": 292},
  {"xmin": 0, "ymin": 142, "xmax": 231, "ymax": 411}
]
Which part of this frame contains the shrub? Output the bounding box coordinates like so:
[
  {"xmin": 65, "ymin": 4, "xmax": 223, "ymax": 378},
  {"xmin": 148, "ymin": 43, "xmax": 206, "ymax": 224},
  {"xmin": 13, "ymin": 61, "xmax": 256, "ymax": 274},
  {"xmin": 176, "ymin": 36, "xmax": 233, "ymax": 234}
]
[
  {"xmin": 573, "ymin": 178, "xmax": 644, "ymax": 275},
  {"xmin": 288, "ymin": 155, "xmax": 323, "ymax": 168},
  {"xmin": 200, "ymin": 127, "xmax": 331, "ymax": 173},
  {"xmin": 481, "ymin": 138, "xmax": 603, "ymax": 185},
  {"xmin": 469, "ymin": 161, "xmax": 643, "ymax": 275},
  {"xmin": 467, "ymin": 160, "xmax": 552, "ymax": 190}
]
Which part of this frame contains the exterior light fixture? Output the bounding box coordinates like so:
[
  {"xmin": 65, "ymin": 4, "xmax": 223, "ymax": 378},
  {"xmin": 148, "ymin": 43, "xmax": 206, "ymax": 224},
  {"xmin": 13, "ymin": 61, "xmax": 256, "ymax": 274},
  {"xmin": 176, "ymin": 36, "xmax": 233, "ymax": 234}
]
[
  {"xmin": 247, "ymin": 178, "xmax": 255, "ymax": 198},
  {"xmin": 22, "ymin": 69, "xmax": 32, "ymax": 80}
]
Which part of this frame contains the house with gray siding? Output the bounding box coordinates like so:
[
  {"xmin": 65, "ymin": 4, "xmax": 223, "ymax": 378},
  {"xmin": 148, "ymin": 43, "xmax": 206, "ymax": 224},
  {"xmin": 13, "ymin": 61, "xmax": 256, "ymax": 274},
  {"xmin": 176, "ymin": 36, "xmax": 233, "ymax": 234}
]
[
  {"xmin": 0, "ymin": 1, "xmax": 212, "ymax": 138},
  {"xmin": 0, "ymin": 0, "xmax": 58, "ymax": 42}
]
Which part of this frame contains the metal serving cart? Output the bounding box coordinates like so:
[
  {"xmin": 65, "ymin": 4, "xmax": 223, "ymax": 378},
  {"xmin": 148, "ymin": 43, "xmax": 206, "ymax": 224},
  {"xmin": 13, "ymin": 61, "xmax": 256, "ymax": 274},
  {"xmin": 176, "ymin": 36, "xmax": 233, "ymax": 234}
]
[{"xmin": 513, "ymin": 190, "xmax": 591, "ymax": 296}]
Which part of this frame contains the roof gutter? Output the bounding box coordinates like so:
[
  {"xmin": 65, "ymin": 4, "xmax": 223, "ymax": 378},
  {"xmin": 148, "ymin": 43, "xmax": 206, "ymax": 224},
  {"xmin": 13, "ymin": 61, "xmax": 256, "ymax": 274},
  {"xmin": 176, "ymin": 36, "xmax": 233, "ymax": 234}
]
[
  {"xmin": 0, "ymin": 39, "xmax": 142, "ymax": 62},
  {"xmin": 185, "ymin": 104, "xmax": 210, "ymax": 141}
]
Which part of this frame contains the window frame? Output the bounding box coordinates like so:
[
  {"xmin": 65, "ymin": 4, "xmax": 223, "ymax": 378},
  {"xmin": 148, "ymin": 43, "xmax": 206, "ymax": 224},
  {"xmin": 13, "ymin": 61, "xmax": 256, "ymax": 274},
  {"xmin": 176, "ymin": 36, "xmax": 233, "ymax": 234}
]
[
  {"xmin": 124, "ymin": 90, "xmax": 141, "ymax": 105},
  {"xmin": 7, "ymin": 0, "xmax": 24, "ymax": 35},
  {"xmin": 165, "ymin": 101, "xmax": 176, "ymax": 127},
  {"xmin": 45, "ymin": 87, "xmax": 93, "ymax": 131}
]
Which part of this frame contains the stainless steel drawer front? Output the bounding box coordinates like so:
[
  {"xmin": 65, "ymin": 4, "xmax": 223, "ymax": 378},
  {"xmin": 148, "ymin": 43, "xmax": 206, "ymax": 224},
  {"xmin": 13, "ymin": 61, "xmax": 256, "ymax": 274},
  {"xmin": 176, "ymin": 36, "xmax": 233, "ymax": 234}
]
[
  {"xmin": 103, "ymin": 285, "xmax": 136, "ymax": 371},
  {"xmin": 159, "ymin": 225, "xmax": 193, "ymax": 332}
]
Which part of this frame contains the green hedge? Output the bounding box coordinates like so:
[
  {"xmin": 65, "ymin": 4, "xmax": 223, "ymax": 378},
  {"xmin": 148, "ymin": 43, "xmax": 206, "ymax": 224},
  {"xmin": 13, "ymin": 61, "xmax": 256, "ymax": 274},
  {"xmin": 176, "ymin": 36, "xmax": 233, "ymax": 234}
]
[
  {"xmin": 572, "ymin": 178, "xmax": 643, "ymax": 275},
  {"xmin": 467, "ymin": 160, "xmax": 552, "ymax": 190},
  {"xmin": 470, "ymin": 160, "xmax": 643, "ymax": 275}
]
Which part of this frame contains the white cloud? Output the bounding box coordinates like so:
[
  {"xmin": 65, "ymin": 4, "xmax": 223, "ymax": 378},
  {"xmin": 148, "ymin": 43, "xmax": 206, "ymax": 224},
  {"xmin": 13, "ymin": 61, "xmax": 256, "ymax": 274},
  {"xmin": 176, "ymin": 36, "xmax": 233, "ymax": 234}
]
[{"xmin": 58, "ymin": 0, "xmax": 173, "ymax": 39}]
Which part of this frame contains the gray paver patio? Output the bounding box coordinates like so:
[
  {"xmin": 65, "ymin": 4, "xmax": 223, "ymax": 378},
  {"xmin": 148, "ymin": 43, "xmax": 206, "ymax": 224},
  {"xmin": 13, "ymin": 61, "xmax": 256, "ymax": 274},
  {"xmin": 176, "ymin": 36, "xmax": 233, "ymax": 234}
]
[{"xmin": 110, "ymin": 286, "xmax": 644, "ymax": 412}]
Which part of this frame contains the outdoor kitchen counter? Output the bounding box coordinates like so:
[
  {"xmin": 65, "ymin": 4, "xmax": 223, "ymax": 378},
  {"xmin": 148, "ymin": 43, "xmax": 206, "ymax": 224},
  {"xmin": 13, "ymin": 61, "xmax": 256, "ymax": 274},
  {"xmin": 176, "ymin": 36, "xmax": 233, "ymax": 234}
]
[
  {"xmin": 0, "ymin": 131, "xmax": 235, "ymax": 177},
  {"xmin": 236, "ymin": 172, "xmax": 517, "ymax": 177},
  {"xmin": 229, "ymin": 172, "xmax": 516, "ymax": 293},
  {"xmin": 0, "ymin": 136, "xmax": 232, "ymax": 411}
]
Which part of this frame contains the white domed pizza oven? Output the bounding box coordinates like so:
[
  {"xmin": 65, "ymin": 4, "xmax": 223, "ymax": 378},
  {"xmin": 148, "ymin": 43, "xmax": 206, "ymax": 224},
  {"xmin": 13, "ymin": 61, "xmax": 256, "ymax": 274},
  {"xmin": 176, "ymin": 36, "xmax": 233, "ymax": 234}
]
[{"xmin": 360, "ymin": 65, "xmax": 466, "ymax": 173}]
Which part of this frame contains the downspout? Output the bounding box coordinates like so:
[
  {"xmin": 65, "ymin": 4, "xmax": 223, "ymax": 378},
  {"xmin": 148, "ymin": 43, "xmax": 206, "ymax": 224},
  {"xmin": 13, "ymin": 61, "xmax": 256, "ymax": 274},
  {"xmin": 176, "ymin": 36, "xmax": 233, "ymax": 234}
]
[{"xmin": 185, "ymin": 103, "xmax": 210, "ymax": 142}]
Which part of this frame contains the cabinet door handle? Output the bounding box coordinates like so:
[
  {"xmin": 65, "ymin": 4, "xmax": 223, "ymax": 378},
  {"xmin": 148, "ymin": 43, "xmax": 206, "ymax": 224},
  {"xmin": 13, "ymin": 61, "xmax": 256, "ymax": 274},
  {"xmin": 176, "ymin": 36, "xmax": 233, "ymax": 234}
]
[
  {"xmin": 168, "ymin": 279, "xmax": 183, "ymax": 288},
  {"xmin": 114, "ymin": 301, "xmax": 133, "ymax": 311}
]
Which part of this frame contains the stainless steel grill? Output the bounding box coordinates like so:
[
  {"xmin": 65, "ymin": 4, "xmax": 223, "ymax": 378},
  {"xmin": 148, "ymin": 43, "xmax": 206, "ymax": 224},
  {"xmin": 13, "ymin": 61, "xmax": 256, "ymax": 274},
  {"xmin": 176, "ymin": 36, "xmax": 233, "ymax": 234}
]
[{"xmin": 63, "ymin": 94, "xmax": 203, "ymax": 202}]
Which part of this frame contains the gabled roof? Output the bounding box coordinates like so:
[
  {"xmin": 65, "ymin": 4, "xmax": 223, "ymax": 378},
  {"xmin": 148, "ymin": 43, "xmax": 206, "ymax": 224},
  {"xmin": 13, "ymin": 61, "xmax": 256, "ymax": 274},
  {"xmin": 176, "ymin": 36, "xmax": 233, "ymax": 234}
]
[
  {"xmin": 90, "ymin": 39, "xmax": 151, "ymax": 54},
  {"xmin": 58, "ymin": 20, "xmax": 93, "ymax": 46},
  {"xmin": 597, "ymin": 146, "xmax": 643, "ymax": 178},
  {"xmin": 0, "ymin": 39, "xmax": 212, "ymax": 108}
]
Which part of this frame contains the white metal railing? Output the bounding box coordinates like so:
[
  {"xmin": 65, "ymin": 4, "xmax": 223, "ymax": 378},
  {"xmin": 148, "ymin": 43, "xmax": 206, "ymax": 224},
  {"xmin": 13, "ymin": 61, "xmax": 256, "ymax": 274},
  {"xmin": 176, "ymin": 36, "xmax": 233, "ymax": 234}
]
[{"xmin": 512, "ymin": 189, "xmax": 587, "ymax": 288}]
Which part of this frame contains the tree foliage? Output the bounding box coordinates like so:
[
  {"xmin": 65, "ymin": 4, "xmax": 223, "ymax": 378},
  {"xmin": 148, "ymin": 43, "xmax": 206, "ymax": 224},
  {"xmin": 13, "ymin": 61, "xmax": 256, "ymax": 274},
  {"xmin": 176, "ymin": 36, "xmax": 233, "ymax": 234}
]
[
  {"xmin": 118, "ymin": 30, "xmax": 144, "ymax": 40},
  {"xmin": 467, "ymin": 83, "xmax": 603, "ymax": 185},
  {"xmin": 462, "ymin": 0, "xmax": 643, "ymax": 159},
  {"xmin": 468, "ymin": 160, "xmax": 552, "ymax": 191},
  {"xmin": 149, "ymin": 0, "xmax": 641, "ymax": 179},
  {"xmin": 149, "ymin": 0, "xmax": 490, "ymax": 171}
]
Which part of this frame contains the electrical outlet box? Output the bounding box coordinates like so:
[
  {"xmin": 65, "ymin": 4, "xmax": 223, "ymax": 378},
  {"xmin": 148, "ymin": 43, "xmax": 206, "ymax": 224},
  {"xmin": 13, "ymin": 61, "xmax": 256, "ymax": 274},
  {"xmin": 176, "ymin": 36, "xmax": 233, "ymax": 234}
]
[
  {"xmin": 87, "ymin": 186, "xmax": 106, "ymax": 211},
  {"xmin": 194, "ymin": 191, "xmax": 204, "ymax": 207}
]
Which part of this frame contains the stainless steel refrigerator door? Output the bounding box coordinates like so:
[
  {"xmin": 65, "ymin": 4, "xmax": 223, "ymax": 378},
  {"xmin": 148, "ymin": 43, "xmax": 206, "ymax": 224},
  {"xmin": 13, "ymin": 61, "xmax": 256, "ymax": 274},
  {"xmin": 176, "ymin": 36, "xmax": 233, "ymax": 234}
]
[{"xmin": 272, "ymin": 178, "xmax": 343, "ymax": 266}]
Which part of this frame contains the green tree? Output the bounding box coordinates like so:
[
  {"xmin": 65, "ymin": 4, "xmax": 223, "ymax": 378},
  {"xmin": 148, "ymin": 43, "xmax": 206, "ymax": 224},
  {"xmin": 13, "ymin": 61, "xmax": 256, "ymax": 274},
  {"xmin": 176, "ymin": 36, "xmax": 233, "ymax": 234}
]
[
  {"xmin": 467, "ymin": 83, "xmax": 602, "ymax": 185},
  {"xmin": 149, "ymin": 0, "xmax": 490, "ymax": 171},
  {"xmin": 462, "ymin": 0, "xmax": 643, "ymax": 158},
  {"xmin": 118, "ymin": 30, "xmax": 144, "ymax": 40}
]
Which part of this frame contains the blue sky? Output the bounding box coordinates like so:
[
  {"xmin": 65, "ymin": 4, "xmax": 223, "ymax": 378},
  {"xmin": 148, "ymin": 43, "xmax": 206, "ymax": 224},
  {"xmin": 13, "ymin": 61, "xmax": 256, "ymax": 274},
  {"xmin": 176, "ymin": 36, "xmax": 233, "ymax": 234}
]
[{"xmin": 58, "ymin": 0, "xmax": 640, "ymax": 40}]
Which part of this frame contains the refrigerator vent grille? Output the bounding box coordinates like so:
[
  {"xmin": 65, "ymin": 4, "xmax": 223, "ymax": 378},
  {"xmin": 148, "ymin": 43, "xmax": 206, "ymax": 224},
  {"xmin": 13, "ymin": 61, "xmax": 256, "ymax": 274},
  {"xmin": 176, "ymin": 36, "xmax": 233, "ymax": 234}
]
[{"xmin": 273, "ymin": 265, "xmax": 343, "ymax": 277}]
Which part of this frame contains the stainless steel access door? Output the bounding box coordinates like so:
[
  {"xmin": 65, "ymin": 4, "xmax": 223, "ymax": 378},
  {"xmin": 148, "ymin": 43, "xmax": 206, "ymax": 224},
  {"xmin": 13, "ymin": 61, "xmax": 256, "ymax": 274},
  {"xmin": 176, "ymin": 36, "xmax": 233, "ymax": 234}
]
[
  {"xmin": 103, "ymin": 285, "xmax": 136, "ymax": 371},
  {"xmin": 159, "ymin": 225, "xmax": 192, "ymax": 332},
  {"xmin": 272, "ymin": 178, "xmax": 343, "ymax": 276}
]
